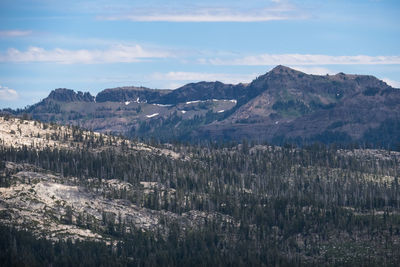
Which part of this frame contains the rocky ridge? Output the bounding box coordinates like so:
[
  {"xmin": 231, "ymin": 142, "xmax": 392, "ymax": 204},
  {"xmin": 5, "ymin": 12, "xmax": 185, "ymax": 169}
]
[{"xmin": 6, "ymin": 65, "xmax": 400, "ymax": 147}]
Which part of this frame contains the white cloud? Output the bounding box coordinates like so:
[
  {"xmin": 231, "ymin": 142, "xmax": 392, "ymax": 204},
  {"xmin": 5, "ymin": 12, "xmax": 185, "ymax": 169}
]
[
  {"xmin": 151, "ymin": 72, "xmax": 256, "ymax": 84},
  {"xmin": 208, "ymin": 54, "xmax": 400, "ymax": 66},
  {"xmin": 0, "ymin": 85, "xmax": 19, "ymax": 101},
  {"xmin": 382, "ymin": 78, "xmax": 400, "ymax": 88},
  {"xmin": 0, "ymin": 45, "xmax": 173, "ymax": 64},
  {"xmin": 0, "ymin": 30, "xmax": 32, "ymax": 37},
  {"xmin": 99, "ymin": 3, "xmax": 305, "ymax": 22}
]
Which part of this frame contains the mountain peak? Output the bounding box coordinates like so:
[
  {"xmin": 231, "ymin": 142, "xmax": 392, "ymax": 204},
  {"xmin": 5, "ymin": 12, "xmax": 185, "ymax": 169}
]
[
  {"xmin": 47, "ymin": 88, "xmax": 94, "ymax": 102},
  {"xmin": 270, "ymin": 65, "xmax": 299, "ymax": 74},
  {"xmin": 253, "ymin": 65, "xmax": 303, "ymax": 83}
]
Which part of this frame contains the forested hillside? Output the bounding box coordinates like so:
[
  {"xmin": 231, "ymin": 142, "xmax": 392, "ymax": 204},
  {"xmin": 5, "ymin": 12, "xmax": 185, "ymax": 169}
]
[{"xmin": 1, "ymin": 116, "xmax": 400, "ymax": 266}]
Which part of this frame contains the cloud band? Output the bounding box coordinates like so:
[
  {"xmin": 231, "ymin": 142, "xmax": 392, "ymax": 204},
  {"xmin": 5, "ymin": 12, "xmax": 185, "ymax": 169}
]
[
  {"xmin": 0, "ymin": 45, "xmax": 172, "ymax": 64},
  {"xmin": 208, "ymin": 54, "xmax": 400, "ymax": 66},
  {"xmin": 0, "ymin": 86, "xmax": 19, "ymax": 101}
]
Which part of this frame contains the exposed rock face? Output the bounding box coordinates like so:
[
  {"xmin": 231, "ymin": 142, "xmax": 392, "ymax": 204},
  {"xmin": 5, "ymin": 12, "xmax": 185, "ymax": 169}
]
[
  {"xmin": 47, "ymin": 88, "xmax": 95, "ymax": 102},
  {"xmin": 0, "ymin": 117, "xmax": 234, "ymax": 242}
]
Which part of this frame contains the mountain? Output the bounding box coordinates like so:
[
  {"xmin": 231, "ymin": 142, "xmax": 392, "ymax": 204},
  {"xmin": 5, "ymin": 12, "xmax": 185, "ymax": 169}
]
[
  {"xmin": 196, "ymin": 65, "xmax": 400, "ymax": 145},
  {"xmin": 6, "ymin": 65, "xmax": 400, "ymax": 148},
  {"xmin": 1, "ymin": 116, "xmax": 400, "ymax": 265}
]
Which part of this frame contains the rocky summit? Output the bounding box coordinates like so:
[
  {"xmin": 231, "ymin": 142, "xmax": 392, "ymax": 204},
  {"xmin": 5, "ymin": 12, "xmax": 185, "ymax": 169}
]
[{"xmin": 47, "ymin": 88, "xmax": 95, "ymax": 103}]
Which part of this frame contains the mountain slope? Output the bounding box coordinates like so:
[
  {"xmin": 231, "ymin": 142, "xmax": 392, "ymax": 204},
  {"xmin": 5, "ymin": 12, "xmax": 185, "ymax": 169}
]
[
  {"xmin": 96, "ymin": 86, "xmax": 171, "ymax": 103},
  {"xmin": 1, "ymin": 116, "xmax": 400, "ymax": 265},
  {"xmin": 6, "ymin": 65, "xmax": 400, "ymax": 147},
  {"xmin": 195, "ymin": 65, "xmax": 400, "ymax": 146},
  {"xmin": 152, "ymin": 81, "xmax": 247, "ymax": 105},
  {"xmin": 0, "ymin": 116, "xmax": 228, "ymax": 243}
]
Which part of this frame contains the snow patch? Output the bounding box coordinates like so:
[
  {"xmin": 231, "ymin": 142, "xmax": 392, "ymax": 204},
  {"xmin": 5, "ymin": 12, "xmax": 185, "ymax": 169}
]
[
  {"xmin": 125, "ymin": 101, "xmax": 131, "ymax": 106},
  {"xmin": 217, "ymin": 110, "xmax": 225, "ymax": 113},
  {"xmin": 146, "ymin": 113, "xmax": 159, "ymax": 118},
  {"xmin": 186, "ymin": 99, "xmax": 237, "ymax": 105},
  {"xmin": 153, "ymin": 103, "xmax": 172, "ymax": 107},
  {"xmin": 186, "ymin": 100, "xmax": 202, "ymax": 104},
  {"xmin": 181, "ymin": 110, "xmax": 187, "ymax": 114}
]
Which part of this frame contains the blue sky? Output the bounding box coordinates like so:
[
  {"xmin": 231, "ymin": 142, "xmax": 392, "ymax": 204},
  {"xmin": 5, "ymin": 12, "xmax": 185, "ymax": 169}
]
[{"xmin": 0, "ymin": 0, "xmax": 399, "ymax": 108}]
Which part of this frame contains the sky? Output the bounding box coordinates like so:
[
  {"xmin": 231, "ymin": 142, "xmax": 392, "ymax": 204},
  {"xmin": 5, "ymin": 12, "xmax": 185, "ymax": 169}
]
[{"xmin": 0, "ymin": 0, "xmax": 399, "ymax": 108}]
